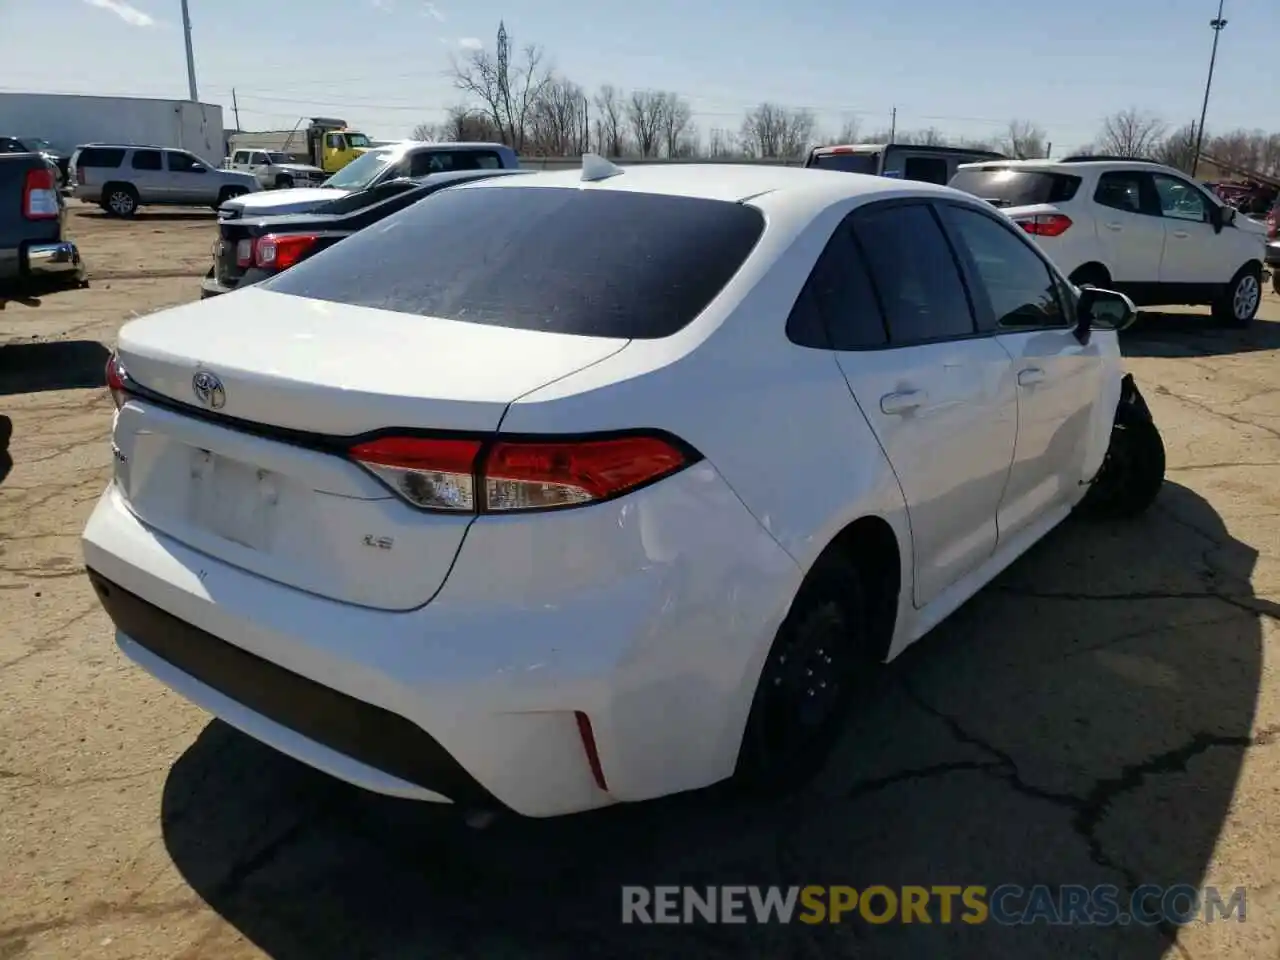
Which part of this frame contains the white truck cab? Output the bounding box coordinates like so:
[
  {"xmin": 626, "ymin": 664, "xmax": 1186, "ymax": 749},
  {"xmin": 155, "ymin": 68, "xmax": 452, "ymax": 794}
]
[{"xmin": 226, "ymin": 150, "xmax": 326, "ymax": 191}]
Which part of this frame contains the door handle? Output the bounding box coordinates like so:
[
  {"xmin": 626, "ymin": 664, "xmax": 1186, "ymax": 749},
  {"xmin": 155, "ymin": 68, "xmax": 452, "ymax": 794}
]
[
  {"xmin": 1104, "ymin": 222, "xmax": 1123, "ymax": 231},
  {"xmin": 1172, "ymin": 230, "xmax": 1190, "ymax": 239},
  {"xmin": 880, "ymin": 390, "xmax": 925, "ymax": 415},
  {"xmin": 1017, "ymin": 367, "xmax": 1045, "ymax": 386}
]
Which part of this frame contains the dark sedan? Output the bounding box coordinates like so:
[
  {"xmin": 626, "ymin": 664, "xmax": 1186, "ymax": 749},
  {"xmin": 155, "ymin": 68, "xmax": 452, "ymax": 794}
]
[{"xmin": 201, "ymin": 167, "xmax": 532, "ymax": 298}]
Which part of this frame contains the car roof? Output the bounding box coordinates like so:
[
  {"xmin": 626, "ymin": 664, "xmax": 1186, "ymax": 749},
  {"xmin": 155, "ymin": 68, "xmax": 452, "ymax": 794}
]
[
  {"xmin": 457, "ymin": 161, "xmax": 967, "ymax": 211},
  {"xmin": 954, "ymin": 157, "xmax": 1188, "ymax": 177},
  {"xmin": 812, "ymin": 143, "xmax": 1004, "ymax": 157}
]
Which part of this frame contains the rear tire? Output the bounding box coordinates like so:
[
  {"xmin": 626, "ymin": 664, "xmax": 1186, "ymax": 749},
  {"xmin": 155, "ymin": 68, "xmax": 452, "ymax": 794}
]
[
  {"xmin": 1077, "ymin": 398, "xmax": 1166, "ymax": 520},
  {"xmin": 103, "ymin": 184, "xmax": 138, "ymax": 218},
  {"xmin": 1212, "ymin": 265, "xmax": 1262, "ymax": 328},
  {"xmin": 734, "ymin": 553, "xmax": 878, "ymax": 797}
]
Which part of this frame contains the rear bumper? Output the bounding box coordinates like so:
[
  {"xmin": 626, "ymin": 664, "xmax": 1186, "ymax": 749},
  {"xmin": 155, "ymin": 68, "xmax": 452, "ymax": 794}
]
[{"xmin": 81, "ymin": 471, "xmax": 799, "ymax": 817}]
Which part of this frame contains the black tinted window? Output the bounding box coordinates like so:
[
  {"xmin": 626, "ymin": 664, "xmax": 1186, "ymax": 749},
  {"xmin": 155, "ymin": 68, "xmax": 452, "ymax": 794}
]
[
  {"xmin": 0, "ymin": 139, "xmax": 25, "ymax": 153},
  {"xmin": 167, "ymin": 152, "xmax": 203, "ymax": 172},
  {"xmin": 809, "ymin": 152, "xmax": 879, "ymax": 174},
  {"xmin": 949, "ymin": 168, "xmax": 1081, "ymax": 207},
  {"xmin": 1094, "ymin": 172, "xmax": 1144, "ymax": 213},
  {"xmin": 941, "ymin": 205, "xmax": 1066, "ymax": 329},
  {"xmin": 79, "ymin": 147, "xmax": 125, "ymax": 168},
  {"xmin": 131, "ymin": 149, "xmax": 162, "ymax": 170},
  {"xmin": 902, "ymin": 156, "xmax": 949, "ymax": 184},
  {"xmin": 262, "ymin": 186, "xmax": 766, "ymax": 339},
  {"xmin": 850, "ymin": 204, "xmax": 974, "ymax": 344},
  {"xmin": 787, "ymin": 225, "xmax": 887, "ymax": 349}
]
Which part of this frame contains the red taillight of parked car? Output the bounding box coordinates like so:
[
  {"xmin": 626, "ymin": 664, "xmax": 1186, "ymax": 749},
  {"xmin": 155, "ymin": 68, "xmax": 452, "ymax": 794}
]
[
  {"xmin": 347, "ymin": 432, "xmax": 696, "ymax": 514},
  {"xmin": 105, "ymin": 353, "xmax": 133, "ymax": 410},
  {"xmin": 253, "ymin": 234, "xmax": 320, "ymax": 272},
  {"xmin": 1267, "ymin": 210, "xmax": 1277, "ymax": 240},
  {"xmin": 1015, "ymin": 213, "xmax": 1072, "ymax": 238},
  {"xmin": 23, "ymin": 167, "xmax": 59, "ymax": 220}
]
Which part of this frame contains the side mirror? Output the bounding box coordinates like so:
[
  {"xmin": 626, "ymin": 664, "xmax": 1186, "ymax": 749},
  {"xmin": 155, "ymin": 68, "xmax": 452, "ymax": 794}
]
[{"xmin": 1074, "ymin": 286, "xmax": 1137, "ymax": 344}]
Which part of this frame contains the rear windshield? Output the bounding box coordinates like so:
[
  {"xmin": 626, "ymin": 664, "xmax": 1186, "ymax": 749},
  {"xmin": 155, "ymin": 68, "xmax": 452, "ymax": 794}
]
[
  {"xmin": 809, "ymin": 152, "xmax": 880, "ymax": 174},
  {"xmin": 261, "ymin": 185, "xmax": 766, "ymax": 339},
  {"xmin": 949, "ymin": 168, "xmax": 1081, "ymax": 207}
]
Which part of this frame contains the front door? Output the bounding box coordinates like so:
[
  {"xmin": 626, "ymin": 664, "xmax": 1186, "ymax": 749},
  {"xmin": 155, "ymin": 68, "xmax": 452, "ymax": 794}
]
[
  {"xmin": 165, "ymin": 151, "xmax": 214, "ymax": 204},
  {"xmin": 823, "ymin": 201, "xmax": 1018, "ymax": 608},
  {"xmin": 1152, "ymin": 172, "xmax": 1225, "ymax": 285},
  {"xmin": 937, "ymin": 201, "xmax": 1103, "ymax": 543}
]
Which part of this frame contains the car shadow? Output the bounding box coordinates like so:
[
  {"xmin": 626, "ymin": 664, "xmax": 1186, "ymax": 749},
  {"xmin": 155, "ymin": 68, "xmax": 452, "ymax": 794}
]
[
  {"xmin": 1120, "ymin": 309, "xmax": 1280, "ymax": 357},
  {"xmin": 160, "ymin": 480, "xmax": 1266, "ymax": 959},
  {"xmin": 0, "ymin": 340, "xmax": 109, "ymax": 396},
  {"xmin": 0, "ymin": 414, "xmax": 11, "ymax": 486},
  {"xmin": 78, "ymin": 210, "xmax": 215, "ymax": 222}
]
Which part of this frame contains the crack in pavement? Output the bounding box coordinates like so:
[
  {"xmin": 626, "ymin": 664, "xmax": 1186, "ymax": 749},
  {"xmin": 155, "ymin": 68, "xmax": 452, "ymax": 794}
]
[{"xmin": 1154, "ymin": 384, "xmax": 1280, "ymax": 442}]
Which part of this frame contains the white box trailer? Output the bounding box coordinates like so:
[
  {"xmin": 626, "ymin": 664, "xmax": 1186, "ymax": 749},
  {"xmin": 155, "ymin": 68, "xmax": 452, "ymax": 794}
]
[{"xmin": 0, "ymin": 93, "xmax": 225, "ymax": 166}]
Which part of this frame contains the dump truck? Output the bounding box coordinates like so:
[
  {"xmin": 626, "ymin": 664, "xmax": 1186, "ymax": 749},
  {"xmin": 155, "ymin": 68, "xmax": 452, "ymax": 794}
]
[{"xmin": 226, "ymin": 118, "xmax": 373, "ymax": 175}]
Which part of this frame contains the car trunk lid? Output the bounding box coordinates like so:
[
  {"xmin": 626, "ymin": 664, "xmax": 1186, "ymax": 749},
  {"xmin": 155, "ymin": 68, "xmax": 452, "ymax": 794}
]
[{"xmin": 111, "ymin": 287, "xmax": 630, "ymax": 609}]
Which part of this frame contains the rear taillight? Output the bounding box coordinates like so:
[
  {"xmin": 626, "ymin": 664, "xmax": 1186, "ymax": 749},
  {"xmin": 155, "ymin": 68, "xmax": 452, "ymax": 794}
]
[
  {"xmin": 1015, "ymin": 213, "xmax": 1072, "ymax": 237},
  {"xmin": 253, "ymin": 233, "xmax": 320, "ymax": 271},
  {"xmin": 347, "ymin": 432, "xmax": 696, "ymax": 514},
  {"xmin": 105, "ymin": 353, "xmax": 132, "ymax": 410},
  {"xmin": 23, "ymin": 167, "xmax": 58, "ymax": 220},
  {"xmin": 1267, "ymin": 212, "xmax": 1277, "ymax": 239}
]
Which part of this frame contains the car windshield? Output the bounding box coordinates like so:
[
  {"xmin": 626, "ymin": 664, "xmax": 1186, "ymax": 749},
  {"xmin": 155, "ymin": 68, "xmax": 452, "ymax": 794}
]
[
  {"xmin": 261, "ymin": 184, "xmax": 767, "ymax": 339},
  {"xmin": 810, "ymin": 151, "xmax": 879, "ymax": 174},
  {"xmin": 348, "ymin": 134, "xmax": 372, "ymax": 148},
  {"xmin": 321, "ymin": 149, "xmax": 393, "ymax": 189},
  {"xmin": 25, "ymin": 138, "xmax": 53, "ymax": 152}
]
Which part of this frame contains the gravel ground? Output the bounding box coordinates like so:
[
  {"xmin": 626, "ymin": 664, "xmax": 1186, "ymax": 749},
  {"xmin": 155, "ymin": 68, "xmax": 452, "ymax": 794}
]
[{"xmin": 1, "ymin": 203, "xmax": 1279, "ymax": 959}]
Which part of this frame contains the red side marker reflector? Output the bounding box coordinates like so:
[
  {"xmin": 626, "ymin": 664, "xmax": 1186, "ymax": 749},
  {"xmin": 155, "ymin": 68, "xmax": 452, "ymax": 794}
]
[{"xmin": 574, "ymin": 710, "xmax": 609, "ymax": 792}]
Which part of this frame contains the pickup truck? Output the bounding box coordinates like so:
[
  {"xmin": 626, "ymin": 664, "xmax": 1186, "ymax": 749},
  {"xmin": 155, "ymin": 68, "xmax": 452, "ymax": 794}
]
[
  {"xmin": 0, "ymin": 153, "xmax": 83, "ymax": 288},
  {"xmin": 218, "ymin": 141, "xmax": 519, "ymax": 220},
  {"xmin": 202, "ymin": 168, "xmax": 529, "ymax": 297},
  {"xmin": 225, "ymin": 149, "xmax": 326, "ymax": 190}
]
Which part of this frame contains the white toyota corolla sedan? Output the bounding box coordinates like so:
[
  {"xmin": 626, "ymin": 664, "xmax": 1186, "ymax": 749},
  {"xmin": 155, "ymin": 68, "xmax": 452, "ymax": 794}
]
[{"xmin": 82, "ymin": 157, "xmax": 1165, "ymax": 818}]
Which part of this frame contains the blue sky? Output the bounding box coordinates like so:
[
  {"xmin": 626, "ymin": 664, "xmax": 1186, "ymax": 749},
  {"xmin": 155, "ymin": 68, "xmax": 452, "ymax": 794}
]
[{"xmin": 1, "ymin": 0, "xmax": 1275, "ymax": 154}]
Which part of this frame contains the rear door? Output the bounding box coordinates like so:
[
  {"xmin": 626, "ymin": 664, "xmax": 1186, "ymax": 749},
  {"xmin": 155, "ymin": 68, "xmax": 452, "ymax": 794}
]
[
  {"xmin": 129, "ymin": 148, "xmax": 167, "ymax": 201},
  {"xmin": 825, "ymin": 200, "xmax": 1019, "ymax": 608},
  {"xmin": 937, "ymin": 201, "xmax": 1102, "ymax": 542},
  {"xmin": 1092, "ymin": 170, "xmax": 1166, "ymax": 283}
]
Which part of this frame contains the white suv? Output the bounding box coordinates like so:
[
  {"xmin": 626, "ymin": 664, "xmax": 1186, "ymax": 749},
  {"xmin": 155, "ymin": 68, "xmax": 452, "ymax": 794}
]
[
  {"xmin": 82, "ymin": 162, "xmax": 1166, "ymax": 818},
  {"xmin": 950, "ymin": 158, "xmax": 1268, "ymax": 327}
]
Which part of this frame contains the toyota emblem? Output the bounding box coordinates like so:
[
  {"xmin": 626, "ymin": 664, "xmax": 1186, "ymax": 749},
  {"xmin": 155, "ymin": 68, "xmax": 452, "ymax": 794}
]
[{"xmin": 192, "ymin": 371, "xmax": 226, "ymax": 409}]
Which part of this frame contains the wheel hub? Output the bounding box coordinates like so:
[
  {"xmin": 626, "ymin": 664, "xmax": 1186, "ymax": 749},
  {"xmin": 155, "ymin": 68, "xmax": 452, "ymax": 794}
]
[{"xmin": 1234, "ymin": 275, "xmax": 1260, "ymax": 320}]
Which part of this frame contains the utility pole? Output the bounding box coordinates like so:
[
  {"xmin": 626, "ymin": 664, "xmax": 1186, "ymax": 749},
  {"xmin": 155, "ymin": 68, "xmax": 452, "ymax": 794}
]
[
  {"xmin": 889, "ymin": 106, "xmax": 897, "ymax": 144},
  {"xmin": 1045, "ymin": 141, "xmax": 1052, "ymax": 159},
  {"xmin": 232, "ymin": 88, "xmax": 241, "ymax": 130},
  {"xmin": 179, "ymin": 0, "xmax": 199, "ymax": 101},
  {"xmin": 1191, "ymin": 0, "xmax": 1227, "ymax": 178}
]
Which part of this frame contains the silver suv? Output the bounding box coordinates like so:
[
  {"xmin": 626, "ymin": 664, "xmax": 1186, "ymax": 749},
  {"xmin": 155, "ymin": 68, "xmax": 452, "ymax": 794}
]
[{"xmin": 70, "ymin": 144, "xmax": 261, "ymax": 217}]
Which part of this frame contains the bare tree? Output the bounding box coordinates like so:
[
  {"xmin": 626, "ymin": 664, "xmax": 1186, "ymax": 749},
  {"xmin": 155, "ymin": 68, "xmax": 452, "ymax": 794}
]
[
  {"xmin": 450, "ymin": 21, "xmax": 553, "ymax": 150},
  {"xmin": 441, "ymin": 105, "xmax": 500, "ymax": 142},
  {"xmin": 592, "ymin": 84, "xmax": 627, "ymax": 156},
  {"xmin": 659, "ymin": 92, "xmax": 692, "ymax": 159},
  {"xmin": 894, "ymin": 127, "xmax": 949, "ymax": 147},
  {"xmin": 627, "ymin": 90, "xmax": 668, "ymax": 157},
  {"xmin": 1000, "ymin": 119, "xmax": 1047, "ymax": 159},
  {"xmin": 835, "ymin": 117, "xmax": 861, "ymax": 144},
  {"xmin": 1155, "ymin": 122, "xmax": 1199, "ymax": 173},
  {"xmin": 1096, "ymin": 108, "xmax": 1166, "ymax": 158},
  {"xmin": 706, "ymin": 127, "xmax": 739, "ymax": 158},
  {"xmin": 740, "ymin": 103, "xmax": 815, "ymax": 159},
  {"xmin": 411, "ymin": 122, "xmax": 440, "ymax": 142},
  {"xmin": 528, "ymin": 77, "xmax": 589, "ymax": 156}
]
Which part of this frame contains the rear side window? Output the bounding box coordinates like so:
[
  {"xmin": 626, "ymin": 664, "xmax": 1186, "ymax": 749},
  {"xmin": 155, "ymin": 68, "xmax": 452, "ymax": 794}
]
[
  {"xmin": 809, "ymin": 152, "xmax": 880, "ymax": 174},
  {"xmin": 78, "ymin": 147, "xmax": 125, "ymax": 168},
  {"xmin": 262, "ymin": 186, "xmax": 766, "ymax": 339},
  {"xmin": 850, "ymin": 203, "xmax": 975, "ymax": 344},
  {"xmin": 406, "ymin": 150, "xmax": 503, "ymax": 177},
  {"xmin": 902, "ymin": 156, "xmax": 949, "ymax": 184},
  {"xmin": 787, "ymin": 224, "xmax": 887, "ymax": 349},
  {"xmin": 131, "ymin": 150, "xmax": 162, "ymax": 171},
  {"xmin": 949, "ymin": 168, "xmax": 1081, "ymax": 208},
  {"xmin": 1093, "ymin": 172, "xmax": 1145, "ymax": 213}
]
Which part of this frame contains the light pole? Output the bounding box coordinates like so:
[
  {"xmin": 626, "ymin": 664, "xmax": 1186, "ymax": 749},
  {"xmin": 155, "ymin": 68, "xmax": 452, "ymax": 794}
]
[
  {"xmin": 1191, "ymin": 0, "xmax": 1227, "ymax": 178},
  {"xmin": 179, "ymin": 0, "xmax": 199, "ymax": 102}
]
